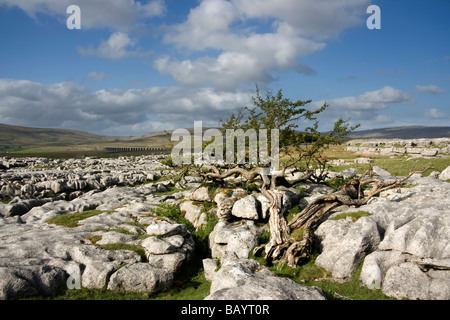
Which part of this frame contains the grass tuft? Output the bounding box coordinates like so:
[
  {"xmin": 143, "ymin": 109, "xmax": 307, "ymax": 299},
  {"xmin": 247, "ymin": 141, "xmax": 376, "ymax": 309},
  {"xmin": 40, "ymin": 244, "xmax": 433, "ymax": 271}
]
[
  {"xmin": 46, "ymin": 210, "xmax": 111, "ymax": 228},
  {"xmin": 330, "ymin": 211, "xmax": 372, "ymax": 222},
  {"xmin": 270, "ymin": 255, "xmax": 395, "ymax": 300}
]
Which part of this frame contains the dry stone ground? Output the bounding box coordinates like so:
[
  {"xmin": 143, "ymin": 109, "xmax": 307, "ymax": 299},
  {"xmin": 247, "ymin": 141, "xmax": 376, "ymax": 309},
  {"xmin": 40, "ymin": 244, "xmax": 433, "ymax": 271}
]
[{"xmin": 1, "ymin": 154, "xmax": 449, "ymax": 300}]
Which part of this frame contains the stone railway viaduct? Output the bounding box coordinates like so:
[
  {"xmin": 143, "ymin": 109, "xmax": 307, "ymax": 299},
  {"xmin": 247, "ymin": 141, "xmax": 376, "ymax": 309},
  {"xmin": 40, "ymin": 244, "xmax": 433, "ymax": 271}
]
[{"xmin": 105, "ymin": 147, "xmax": 168, "ymax": 154}]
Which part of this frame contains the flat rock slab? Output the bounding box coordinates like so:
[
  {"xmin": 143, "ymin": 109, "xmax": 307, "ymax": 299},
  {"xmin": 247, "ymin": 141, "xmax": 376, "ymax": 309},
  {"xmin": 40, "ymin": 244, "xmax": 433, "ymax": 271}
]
[
  {"xmin": 205, "ymin": 258, "xmax": 326, "ymax": 300},
  {"xmin": 314, "ymin": 175, "xmax": 450, "ymax": 300}
]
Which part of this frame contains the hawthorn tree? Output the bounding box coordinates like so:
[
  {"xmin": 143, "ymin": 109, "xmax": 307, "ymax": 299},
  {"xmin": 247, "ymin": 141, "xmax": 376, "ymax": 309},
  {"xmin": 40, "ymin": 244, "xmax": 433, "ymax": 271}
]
[
  {"xmin": 169, "ymin": 87, "xmax": 426, "ymax": 267},
  {"xmin": 199, "ymin": 87, "xmax": 359, "ymax": 266}
]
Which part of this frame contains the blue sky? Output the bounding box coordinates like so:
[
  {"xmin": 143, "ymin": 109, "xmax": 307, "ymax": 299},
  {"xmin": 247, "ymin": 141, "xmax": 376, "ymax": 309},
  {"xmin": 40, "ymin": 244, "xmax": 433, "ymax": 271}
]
[{"xmin": 0, "ymin": 0, "xmax": 448, "ymax": 136}]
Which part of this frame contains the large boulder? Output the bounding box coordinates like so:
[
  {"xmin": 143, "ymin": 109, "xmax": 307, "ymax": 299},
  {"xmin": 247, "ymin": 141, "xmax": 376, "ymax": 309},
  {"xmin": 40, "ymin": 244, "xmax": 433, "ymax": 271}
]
[
  {"xmin": 382, "ymin": 262, "xmax": 450, "ymax": 300},
  {"xmin": 231, "ymin": 195, "xmax": 260, "ymax": 220},
  {"xmin": 179, "ymin": 200, "xmax": 206, "ymax": 228},
  {"xmin": 107, "ymin": 263, "xmax": 173, "ymax": 293},
  {"xmin": 141, "ymin": 234, "xmax": 195, "ymax": 274},
  {"xmin": 145, "ymin": 220, "xmax": 188, "ymax": 237},
  {"xmin": 314, "ymin": 175, "xmax": 450, "ymax": 300},
  {"xmin": 359, "ymin": 205, "xmax": 450, "ymax": 300},
  {"xmin": 213, "ymin": 188, "xmax": 247, "ymax": 221},
  {"xmin": 439, "ymin": 166, "xmax": 450, "ymax": 181},
  {"xmin": 205, "ymin": 258, "xmax": 326, "ymax": 300},
  {"xmin": 0, "ymin": 265, "xmax": 67, "ymax": 300},
  {"xmin": 184, "ymin": 186, "xmax": 212, "ymax": 202},
  {"xmin": 315, "ymin": 216, "xmax": 382, "ymax": 279},
  {"xmin": 209, "ymin": 220, "xmax": 259, "ymax": 259}
]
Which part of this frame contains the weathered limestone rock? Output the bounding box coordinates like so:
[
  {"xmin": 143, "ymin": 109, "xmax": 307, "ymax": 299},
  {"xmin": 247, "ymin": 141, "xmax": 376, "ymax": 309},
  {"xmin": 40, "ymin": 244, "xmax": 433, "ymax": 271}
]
[
  {"xmin": 421, "ymin": 148, "xmax": 439, "ymax": 157},
  {"xmin": 141, "ymin": 234, "xmax": 195, "ymax": 274},
  {"xmin": 439, "ymin": 165, "xmax": 450, "ymax": 181},
  {"xmin": 339, "ymin": 168, "xmax": 358, "ymax": 179},
  {"xmin": 209, "ymin": 220, "xmax": 259, "ymax": 259},
  {"xmin": 81, "ymin": 261, "xmax": 121, "ymax": 289},
  {"xmin": 203, "ymin": 258, "xmax": 220, "ymax": 282},
  {"xmin": 231, "ymin": 195, "xmax": 260, "ymax": 220},
  {"xmin": 360, "ymin": 251, "xmax": 411, "ymax": 290},
  {"xmin": 205, "ymin": 258, "xmax": 326, "ymax": 300},
  {"xmin": 179, "ymin": 200, "xmax": 206, "ymax": 228},
  {"xmin": 146, "ymin": 219, "xmax": 188, "ymax": 237},
  {"xmin": 253, "ymin": 193, "xmax": 270, "ymax": 220},
  {"xmin": 213, "ymin": 188, "xmax": 247, "ymax": 221},
  {"xmin": 314, "ymin": 170, "xmax": 450, "ymax": 300},
  {"xmin": 184, "ymin": 186, "xmax": 211, "ymax": 202},
  {"xmin": 354, "ymin": 157, "xmax": 374, "ymax": 164},
  {"xmin": 315, "ymin": 216, "xmax": 381, "ymax": 279},
  {"xmin": 285, "ymin": 170, "xmax": 311, "ymax": 184},
  {"xmin": 345, "ymin": 138, "xmax": 450, "ymax": 157},
  {"xmin": 0, "ymin": 265, "xmax": 67, "ymax": 300},
  {"xmin": 107, "ymin": 263, "xmax": 173, "ymax": 293},
  {"xmin": 142, "ymin": 236, "xmax": 181, "ymax": 255},
  {"xmin": 382, "ymin": 262, "xmax": 450, "ymax": 300},
  {"xmin": 377, "ymin": 209, "xmax": 449, "ymax": 259}
]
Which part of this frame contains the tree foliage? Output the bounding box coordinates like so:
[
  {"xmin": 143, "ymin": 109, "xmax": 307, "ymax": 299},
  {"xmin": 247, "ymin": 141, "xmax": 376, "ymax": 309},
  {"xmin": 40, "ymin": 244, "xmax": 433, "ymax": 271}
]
[
  {"xmin": 167, "ymin": 86, "xmax": 363, "ymax": 267},
  {"xmin": 219, "ymin": 85, "xmax": 359, "ymax": 175}
]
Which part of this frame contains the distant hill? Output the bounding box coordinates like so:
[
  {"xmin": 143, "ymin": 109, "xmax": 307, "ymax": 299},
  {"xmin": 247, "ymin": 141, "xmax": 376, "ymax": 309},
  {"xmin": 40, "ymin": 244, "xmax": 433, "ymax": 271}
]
[
  {"xmin": 0, "ymin": 123, "xmax": 115, "ymax": 153},
  {"xmin": 1, "ymin": 123, "xmax": 450, "ymax": 154},
  {"xmin": 346, "ymin": 126, "xmax": 450, "ymax": 140}
]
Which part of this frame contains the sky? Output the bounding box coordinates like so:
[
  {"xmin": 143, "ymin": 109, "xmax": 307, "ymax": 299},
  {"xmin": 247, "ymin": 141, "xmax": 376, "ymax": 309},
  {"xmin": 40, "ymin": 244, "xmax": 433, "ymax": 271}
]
[{"xmin": 0, "ymin": 0, "xmax": 448, "ymax": 136}]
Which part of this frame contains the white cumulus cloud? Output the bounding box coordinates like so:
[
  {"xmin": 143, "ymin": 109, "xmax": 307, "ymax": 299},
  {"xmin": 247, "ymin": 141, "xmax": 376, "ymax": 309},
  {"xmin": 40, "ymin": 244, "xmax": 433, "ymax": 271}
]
[
  {"xmin": 0, "ymin": 78, "xmax": 252, "ymax": 135},
  {"xmin": 78, "ymin": 32, "xmax": 139, "ymax": 60},
  {"xmin": 157, "ymin": 0, "xmax": 369, "ymax": 90},
  {"xmin": 311, "ymin": 86, "xmax": 415, "ymax": 124},
  {"xmin": 426, "ymin": 108, "xmax": 448, "ymax": 119},
  {"xmin": 0, "ymin": 0, "xmax": 166, "ymax": 31},
  {"xmin": 415, "ymin": 85, "xmax": 445, "ymax": 94}
]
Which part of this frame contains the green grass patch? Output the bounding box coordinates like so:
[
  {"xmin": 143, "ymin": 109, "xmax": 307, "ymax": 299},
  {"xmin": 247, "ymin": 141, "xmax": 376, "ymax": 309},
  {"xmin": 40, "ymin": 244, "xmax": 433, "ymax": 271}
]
[
  {"xmin": 151, "ymin": 202, "xmax": 218, "ymax": 258},
  {"xmin": 258, "ymin": 230, "xmax": 271, "ymax": 245},
  {"xmin": 151, "ymin": 203, "xmax": 195, "ymax": 234},
  {"xmin": 106, "ymin": 228, "xmax": 150, "ymax": 240},
  {"xmin": 330, "ymin": 211, "xmax": 372, "ymax": 222},
  {"xmin": 85, "ymin": 235, "xmax": 102, "ymax": 244},
  {"xmin": 0, "ymin": 197, "xmax": 12, "ymax": 204},
  {"xmin": 291, "ymin": 229, "xmax": 305, "ymax": 241},
  {"xmin": 42, "ymin": 287, "xmax": 154, "ymax": 300},
  {"xmin": 332, "ymin": 155, "xmax": 450, "ymax": 177},
  {"xmin": 270, "ymin": 255, "xmax": 394, "ymax": 300},
  {"xmin": 305, "ymin": 264, "xmax": 395, "ymax": 300},
  {"xmin": 40, "ymin": 268, "xmax": 211, "ymax": 300},
  {"xmin": 286, "ymin": 204, "xmax": 301, "ymax": 222},
  {"xmin": 325, "ymin": 177, "xmax": 353, "ymax": 191},
  {"xmin": 149, "ymin": 270, "xmax": 211, "ymax": 300},
  {"xmin": 154, "ymin": 185, "xmax": 186, "ymax": 196},
  {"xmin": 200, "ymin": 201, "xmax": 215, "ymax": 213},
  {"xmin": 46, "ymin": 210, "xmax": 111, "ymax": 228}
]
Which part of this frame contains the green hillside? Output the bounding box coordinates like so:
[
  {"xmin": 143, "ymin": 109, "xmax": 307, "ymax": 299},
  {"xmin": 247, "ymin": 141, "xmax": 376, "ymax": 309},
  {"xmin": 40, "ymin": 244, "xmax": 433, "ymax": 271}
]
[
  {"xmin": 0, "ymin": 123, "xmax": 115, "ymax": 153},
  {"xmin": 1, "ymin": 123, "xmax": 449, "ymax": 156},
  {"xmin": 346, "ymin": 126, "xmax": 450, "ymax": 139}
]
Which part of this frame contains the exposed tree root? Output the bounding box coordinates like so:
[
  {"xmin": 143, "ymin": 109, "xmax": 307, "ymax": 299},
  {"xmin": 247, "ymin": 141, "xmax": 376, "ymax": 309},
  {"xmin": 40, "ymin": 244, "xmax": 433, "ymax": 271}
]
[{"xmin": 255, "ymin": 166, "xmax": 433, "ymax": 267}]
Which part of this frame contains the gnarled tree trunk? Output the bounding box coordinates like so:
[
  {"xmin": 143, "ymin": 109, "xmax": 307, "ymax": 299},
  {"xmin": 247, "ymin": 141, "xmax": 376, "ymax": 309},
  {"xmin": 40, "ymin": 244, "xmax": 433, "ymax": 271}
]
[
  {"xmin": 205, "ymin": 164, "xmax": 431, "ymax": 268},
  {"xmin": 263, "ymin": 190, "xmax": 290, "ymax": 262},
  {"xmin": 257, "ymin": 166, "xmax": 431, "ymax": 267}
]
